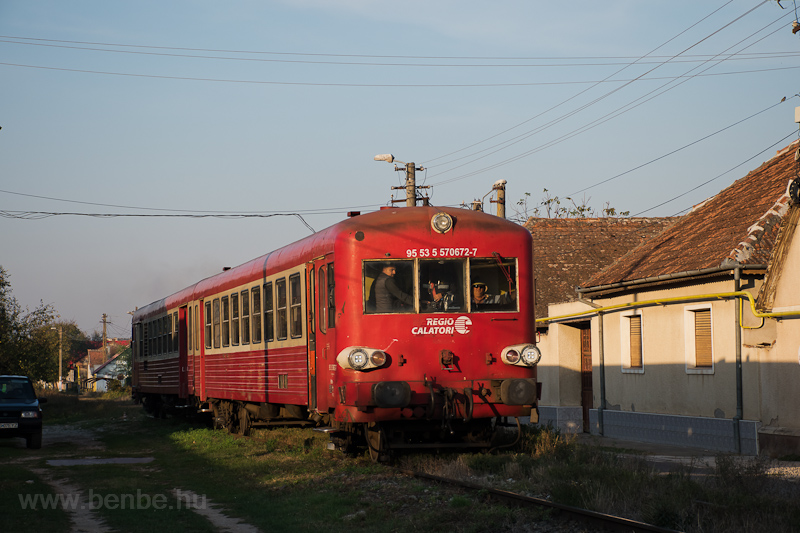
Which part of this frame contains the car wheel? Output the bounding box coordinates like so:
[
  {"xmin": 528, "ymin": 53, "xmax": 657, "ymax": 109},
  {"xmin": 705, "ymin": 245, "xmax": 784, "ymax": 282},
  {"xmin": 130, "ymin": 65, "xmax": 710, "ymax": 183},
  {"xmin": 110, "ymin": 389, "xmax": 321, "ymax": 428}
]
[{"xmin": 26, "ymin": 431, "xmax": 42, "ymax": 450}]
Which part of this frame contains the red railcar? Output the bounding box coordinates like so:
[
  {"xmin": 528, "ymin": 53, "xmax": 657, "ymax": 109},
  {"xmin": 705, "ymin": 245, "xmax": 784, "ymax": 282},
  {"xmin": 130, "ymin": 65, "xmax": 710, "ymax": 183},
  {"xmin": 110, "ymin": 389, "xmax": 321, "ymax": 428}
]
[{"xmin": 132, "ymin": 206, "xmax": 540, "ymax": 459}]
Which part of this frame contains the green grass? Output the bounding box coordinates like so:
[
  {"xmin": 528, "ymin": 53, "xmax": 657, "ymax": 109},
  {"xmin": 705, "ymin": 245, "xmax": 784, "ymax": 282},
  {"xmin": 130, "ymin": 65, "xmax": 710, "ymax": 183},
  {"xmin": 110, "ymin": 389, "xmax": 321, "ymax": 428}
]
[{"xmin": 3, "ymin": 397, "xmax": 799, "ymax": 532}]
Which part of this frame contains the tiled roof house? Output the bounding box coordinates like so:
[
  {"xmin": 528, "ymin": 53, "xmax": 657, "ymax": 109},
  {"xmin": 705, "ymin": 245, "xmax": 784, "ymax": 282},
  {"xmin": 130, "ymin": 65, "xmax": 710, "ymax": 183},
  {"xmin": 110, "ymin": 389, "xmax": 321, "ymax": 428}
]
[
  {"xmin": 581, "ymin": 141, "xmax": 797, "ymax": 293},
  {"xmin": 524, "ymin": 217, "xmax": 677, "ymax": 322},
  {"xmin": 538, "ymin": 139, "xmax": 800, "ymax": 456}
]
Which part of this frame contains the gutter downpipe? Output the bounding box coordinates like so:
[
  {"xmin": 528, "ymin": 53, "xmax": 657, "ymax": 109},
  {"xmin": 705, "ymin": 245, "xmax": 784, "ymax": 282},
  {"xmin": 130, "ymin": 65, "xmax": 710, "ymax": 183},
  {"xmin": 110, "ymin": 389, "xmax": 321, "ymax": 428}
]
[
  {"xmin": 734, "ymin": 267, "xmax": 743, "ymax": 453},
  {"xmin": 597, "ymin": 312, "xmax": 605, "ymax": 436}
]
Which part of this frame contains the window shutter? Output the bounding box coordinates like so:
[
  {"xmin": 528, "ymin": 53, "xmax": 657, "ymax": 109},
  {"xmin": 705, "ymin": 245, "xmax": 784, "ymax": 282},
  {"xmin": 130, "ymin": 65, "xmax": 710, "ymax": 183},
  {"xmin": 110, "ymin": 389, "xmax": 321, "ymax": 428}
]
[
  {"xmin": 629, "ymin": 315, "xmax": 642, "ymax": 368},
  {"xmin": 694, "ymin": 309, "xmax": 712, "ymax": 367}
]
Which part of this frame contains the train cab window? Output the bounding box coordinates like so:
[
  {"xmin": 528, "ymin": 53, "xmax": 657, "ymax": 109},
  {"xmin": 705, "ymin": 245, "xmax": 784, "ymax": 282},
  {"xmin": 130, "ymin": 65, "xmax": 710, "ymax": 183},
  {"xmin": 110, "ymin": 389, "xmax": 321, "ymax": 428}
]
[
  {"xmin": 419, "ymin": 259, "xmax": 466, "ymax": 313},
  {"xmin": 212, "ymin": 299, "xmax": 221, "ymax": 349},
  {"xmin": 221, "ymin": 296, "xmax": 230, "ymax": 347},
  {"xmin": 205, "ymin": 302, "xmax": 212, "ymax": 349},
  {"xmin": 469, "ymin": 257, "xmax": 517, "ymax": 312},
  {"xmin": 289, "ymin": 273, "xmax": 302, "ymax": 338},
  {"xmin": 252, "ymin": 286, "xmax": 262, "ymax": 344},
  {"xmin": 264, "ymin": 282, "xmax": 274, "ymax": 342},
  {"xmin": 364, "ymin": 259, "xmax": 415, "ymax": 314},
  {"xmin": 276, "ymin": 278, "xmax": 288, "ymax": 340},
  {"xmin": 231, "ymin": 293, "xmax": 240, "ymax": 346},
  {"xmin": 242, "ymin": 289, "xmax": 250, "ymax": 344}
]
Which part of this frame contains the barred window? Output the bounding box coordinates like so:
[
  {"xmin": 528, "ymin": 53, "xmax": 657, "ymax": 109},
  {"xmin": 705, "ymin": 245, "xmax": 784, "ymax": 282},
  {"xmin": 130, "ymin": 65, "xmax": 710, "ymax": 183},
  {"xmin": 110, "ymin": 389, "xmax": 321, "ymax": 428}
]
[
  {"xmin": 264, "ymin": 282, "xmax": 274, "ymax": 342},
  {"xmin": 252, "ymin": 286, "xmax": 262, "ymax": 344},
  {"xmin": 241, "ymin": 289, "xmax": 250, "ymax": 345}
]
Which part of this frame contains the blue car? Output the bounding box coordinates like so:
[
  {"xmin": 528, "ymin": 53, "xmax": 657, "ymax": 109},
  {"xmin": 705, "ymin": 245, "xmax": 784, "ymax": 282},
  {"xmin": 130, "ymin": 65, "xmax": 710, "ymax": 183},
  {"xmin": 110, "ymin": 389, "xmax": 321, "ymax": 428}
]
[{"xmin": 0, "ymin": 375, "xmax": 47, "ymax": 449}]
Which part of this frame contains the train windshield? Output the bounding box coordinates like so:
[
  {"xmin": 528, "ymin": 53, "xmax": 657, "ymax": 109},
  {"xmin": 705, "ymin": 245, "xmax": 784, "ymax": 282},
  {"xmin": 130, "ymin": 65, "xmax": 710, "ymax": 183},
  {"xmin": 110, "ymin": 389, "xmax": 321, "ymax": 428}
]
[{"xmin": 363, "ymin": 257, "xmax": 517, "ymax": 314}]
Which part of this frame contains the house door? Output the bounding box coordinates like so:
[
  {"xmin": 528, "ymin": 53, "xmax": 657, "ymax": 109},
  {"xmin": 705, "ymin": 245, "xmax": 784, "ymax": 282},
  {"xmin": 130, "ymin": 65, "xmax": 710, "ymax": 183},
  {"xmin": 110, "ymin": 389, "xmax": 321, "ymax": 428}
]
[{"xmin": 580, "ymin": 326, "xmax": 593, "ymax": 432}]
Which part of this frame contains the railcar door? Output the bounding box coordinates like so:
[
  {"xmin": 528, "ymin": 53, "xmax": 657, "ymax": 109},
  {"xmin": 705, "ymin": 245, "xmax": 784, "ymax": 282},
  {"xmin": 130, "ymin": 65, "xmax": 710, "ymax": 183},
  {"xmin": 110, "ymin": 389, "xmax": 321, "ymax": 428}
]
[
  {"xmin": 306, "ymin": 263, "xmax": 317, "ymax": 411},
  {"xmin": 179, "ymin": 306, "xmax": 188, "ymax": 399},
  {"xmin": 313, "ymin": 258, "xmax": 335, "ymax": 413}
]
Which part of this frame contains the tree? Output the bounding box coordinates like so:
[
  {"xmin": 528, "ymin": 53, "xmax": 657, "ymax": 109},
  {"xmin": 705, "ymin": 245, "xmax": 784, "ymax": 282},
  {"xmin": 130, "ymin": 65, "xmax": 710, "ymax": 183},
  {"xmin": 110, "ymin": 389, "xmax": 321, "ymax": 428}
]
[
  {"xmin": 0, "ymin": 266, "xmax": 58, "ymax": 380},
  {"xmin": 513, "ymin": 188, "xmax": 630, "ymax": 223}
]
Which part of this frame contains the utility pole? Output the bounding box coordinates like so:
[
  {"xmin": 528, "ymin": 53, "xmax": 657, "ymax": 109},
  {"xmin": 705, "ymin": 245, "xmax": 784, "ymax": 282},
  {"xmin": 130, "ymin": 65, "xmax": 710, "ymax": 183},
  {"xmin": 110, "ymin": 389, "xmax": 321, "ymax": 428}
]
[
  {"xmin": 58, "ymin": 326, "xmax": 63, "ymax": 391},
  {"xmin": 102, "ymin": 313, "xmax": 108, "ymax": 362},
  {"xmin": 491, "ymin": 179, "xmax": 507, "ymax": 219},
  {"xmin": 374, "ymin": 154, "xmax": 429, "ymax": 206}
]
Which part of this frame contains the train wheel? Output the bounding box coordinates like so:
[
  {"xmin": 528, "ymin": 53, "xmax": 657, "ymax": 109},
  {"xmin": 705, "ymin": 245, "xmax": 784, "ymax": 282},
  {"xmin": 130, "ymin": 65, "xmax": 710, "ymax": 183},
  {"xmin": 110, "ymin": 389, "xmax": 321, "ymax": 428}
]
[
  {"xmin": 366, "ymin": 422, "xmax": 389, "ymax": 463},
  {"xmin": 237, "ymin": 407, "xmax": 251, "ymax": 436}
]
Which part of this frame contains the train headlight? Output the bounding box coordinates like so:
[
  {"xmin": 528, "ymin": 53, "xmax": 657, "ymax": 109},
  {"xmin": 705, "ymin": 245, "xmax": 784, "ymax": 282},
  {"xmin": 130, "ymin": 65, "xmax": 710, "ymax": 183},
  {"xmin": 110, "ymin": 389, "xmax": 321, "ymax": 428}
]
[
  {"xmin": 431, "ymin": 212, "xmax": 453, "ymax": 234},
  {"xmin": 521, "ymin": 345, "xmax": 542, "ymax": 366},
  {"xmin": 349, "ymin": 349, "xmax": 369, "ymax": 370},
  {"xmin": 501, "ymin": 344, "xmax": 541, "ymax": 367},
  {"xmin": 337, "ymin": 347, "xmax": 388, "ymax": 371}
]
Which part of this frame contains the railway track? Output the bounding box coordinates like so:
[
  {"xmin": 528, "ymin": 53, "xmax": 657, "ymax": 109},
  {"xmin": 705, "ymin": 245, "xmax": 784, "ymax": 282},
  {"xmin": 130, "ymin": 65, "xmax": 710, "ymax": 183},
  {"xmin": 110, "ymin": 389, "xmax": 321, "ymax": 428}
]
[{"xmin": 399, "ymin": 468, "xmax": 683, "ymax": 533}]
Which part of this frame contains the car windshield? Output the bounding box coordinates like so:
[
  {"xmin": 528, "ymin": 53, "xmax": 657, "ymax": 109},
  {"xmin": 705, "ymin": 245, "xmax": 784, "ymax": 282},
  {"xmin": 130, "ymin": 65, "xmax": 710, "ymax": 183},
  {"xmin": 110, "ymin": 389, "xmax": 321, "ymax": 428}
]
[{"xmin": 0, "ymin": 378, "xmax": 36, "ymax": 401}]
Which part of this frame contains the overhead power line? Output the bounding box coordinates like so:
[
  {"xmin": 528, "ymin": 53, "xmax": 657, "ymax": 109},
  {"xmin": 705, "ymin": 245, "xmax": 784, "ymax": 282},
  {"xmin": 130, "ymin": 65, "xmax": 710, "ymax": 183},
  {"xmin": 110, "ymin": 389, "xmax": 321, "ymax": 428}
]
[
  {"xmin": 427, "ymin": 7, "xmax": 787, "ymax": 187},
  {"xmin": 3, "ymin": 34, "xmax": 797, "ymax": 62},
  {"xmin": 2, "ymin": 36, "xmax": 799, "ymax": 68},
  {"xmin": 0, "ymin": 211, "xmax": 319, "ymax": 233},
  {"xmin": 0, "ymin": 187, "xmax": 379, "ymax": 215}
]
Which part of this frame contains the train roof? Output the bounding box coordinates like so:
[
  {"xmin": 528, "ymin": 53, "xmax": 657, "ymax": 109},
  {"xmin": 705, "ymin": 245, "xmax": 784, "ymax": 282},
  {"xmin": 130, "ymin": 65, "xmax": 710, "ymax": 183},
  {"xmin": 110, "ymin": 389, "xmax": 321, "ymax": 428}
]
[{"xmin": 132, "ymin": 206, "xmax": 529, "ymax": 322}]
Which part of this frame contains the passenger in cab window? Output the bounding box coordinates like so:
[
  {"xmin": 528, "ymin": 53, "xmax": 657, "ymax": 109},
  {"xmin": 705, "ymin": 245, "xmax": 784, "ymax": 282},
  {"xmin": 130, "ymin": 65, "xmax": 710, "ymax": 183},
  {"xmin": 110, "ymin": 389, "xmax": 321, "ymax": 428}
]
[{"xmin": 370, "ymin": 263, "xmax": 414, "ymax": 313}]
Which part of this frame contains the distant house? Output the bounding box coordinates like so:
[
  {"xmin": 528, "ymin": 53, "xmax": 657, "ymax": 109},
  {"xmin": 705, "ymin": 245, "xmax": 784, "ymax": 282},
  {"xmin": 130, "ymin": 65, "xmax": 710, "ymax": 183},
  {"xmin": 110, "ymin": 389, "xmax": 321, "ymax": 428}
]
[
  {"xmin": 92, "ymin": 352, "xmax": 129, "ymax": 393},
  {"xmin": 541, "ymin": 140, "xmax": 800, "ymax": 456},
  {"xmin": 76, "ymin": 339, "xmax": 132, "ymax": 391},
  {"xmin": 525, "ymin": 217, "xmax": 676, "ymax": 433}
]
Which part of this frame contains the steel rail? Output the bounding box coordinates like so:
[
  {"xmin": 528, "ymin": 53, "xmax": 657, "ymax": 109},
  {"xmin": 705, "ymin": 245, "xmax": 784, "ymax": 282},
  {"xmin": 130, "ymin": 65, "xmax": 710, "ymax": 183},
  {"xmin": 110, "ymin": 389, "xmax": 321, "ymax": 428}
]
[{"xmin": 399, "ymin": 468, "xmax": 683, "ymax": 533}]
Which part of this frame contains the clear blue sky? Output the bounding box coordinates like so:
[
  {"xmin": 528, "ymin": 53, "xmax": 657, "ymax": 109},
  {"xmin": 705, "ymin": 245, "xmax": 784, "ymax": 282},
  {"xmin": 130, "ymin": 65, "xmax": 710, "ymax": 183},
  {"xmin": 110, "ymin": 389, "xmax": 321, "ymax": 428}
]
[{"xmin": 1, "ymin": 1, "xmax": 798, "ymax": 336}]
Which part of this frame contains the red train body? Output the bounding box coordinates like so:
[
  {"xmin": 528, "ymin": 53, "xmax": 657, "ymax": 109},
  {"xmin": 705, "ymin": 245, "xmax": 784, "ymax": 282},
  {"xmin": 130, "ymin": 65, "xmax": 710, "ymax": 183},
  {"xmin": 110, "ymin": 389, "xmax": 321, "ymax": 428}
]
[{"xmin": 132, "ymin": 206, "xmax": 540, "ymax": 458}]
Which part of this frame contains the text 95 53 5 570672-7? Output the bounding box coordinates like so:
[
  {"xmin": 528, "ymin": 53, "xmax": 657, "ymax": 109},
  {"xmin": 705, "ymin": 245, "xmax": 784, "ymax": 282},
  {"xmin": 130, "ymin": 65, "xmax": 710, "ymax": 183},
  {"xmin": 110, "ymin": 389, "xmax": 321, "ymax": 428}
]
[{"xmin": 406, "ymin": 248, "xmax": 478, "ymax": 258}]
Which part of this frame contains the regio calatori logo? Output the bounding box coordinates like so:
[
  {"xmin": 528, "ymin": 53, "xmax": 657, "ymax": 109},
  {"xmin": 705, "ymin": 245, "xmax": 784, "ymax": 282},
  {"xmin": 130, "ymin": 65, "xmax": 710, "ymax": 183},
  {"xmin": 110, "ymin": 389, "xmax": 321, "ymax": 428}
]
[{"xmin": 412, "ymin": 316, "xmax": 472, "ymax": 335}]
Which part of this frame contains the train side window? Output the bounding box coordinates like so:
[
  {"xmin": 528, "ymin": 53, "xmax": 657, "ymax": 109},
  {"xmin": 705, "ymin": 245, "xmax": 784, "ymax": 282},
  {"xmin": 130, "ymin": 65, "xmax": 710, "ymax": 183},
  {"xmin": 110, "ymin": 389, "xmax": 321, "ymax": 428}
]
[
  {"xmin": 160, "ymin": 317, "xmax": 165, "ymax": 354},
  {"xmin": 221, "ymin": 296, "xmax": 230, "ymax": 347},
  {"xmin": 327, "ymin": 263, "xmax": 335, "ymax": 328},
  {"xmin": 419, "ymin": 259, "xmax": 466, "ymax": 313},
  {"xmin": 241, "ymin": 289, "xmax": 250, "ymax": 345},
  {"xmin": 231, "ymin": 292, "xmax": 240, "ymax": 346},
  {"xmin": 195, "ymin": 304, "xmax": 200, "ymax": 350},
  {"xmin": 143, "ymin": 322, "xmax": 149, "ymax": 357},
  {"xmin": 364, "ymin": 259, "xmax": 414, "ymax": 314},
  {"xmin": 318, "ymin": 267, "xmax": 327, "ymax": 333},
  {"xmin": 264, "ymin": 282, "xmax": 274, "ymax": 342},
  {"xmin": 468, "ymin": 257, "xmax": 518, "ymax": 312},
  {"xmin": 205, "ymin": 302, "xmax": 212, "ymax": 349},
  {"xmin": 276, "ymin": 278, "xmax": 288, "ymax": 340},
  {"xmin": 173, "ymin": 311, "xmax": 178, "ymax": 352},
  {"xmin": 213, "ymin": 298, "xmax": 221, "ymax": 349},
  {"xmin": 252, "ymin": 286, "xmax": 262, "ymax": 344},
  {"xmin": 289, "ymin": 273, "xmax": 302, "ymax": 338}
]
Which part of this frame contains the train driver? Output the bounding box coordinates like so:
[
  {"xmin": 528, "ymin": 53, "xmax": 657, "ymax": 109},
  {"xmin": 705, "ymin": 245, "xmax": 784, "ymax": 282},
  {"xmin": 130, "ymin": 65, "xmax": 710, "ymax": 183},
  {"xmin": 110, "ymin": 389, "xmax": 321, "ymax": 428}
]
[{"xmin": 471, "ymin": 281, "xmax": 514, "ymax": 308}]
